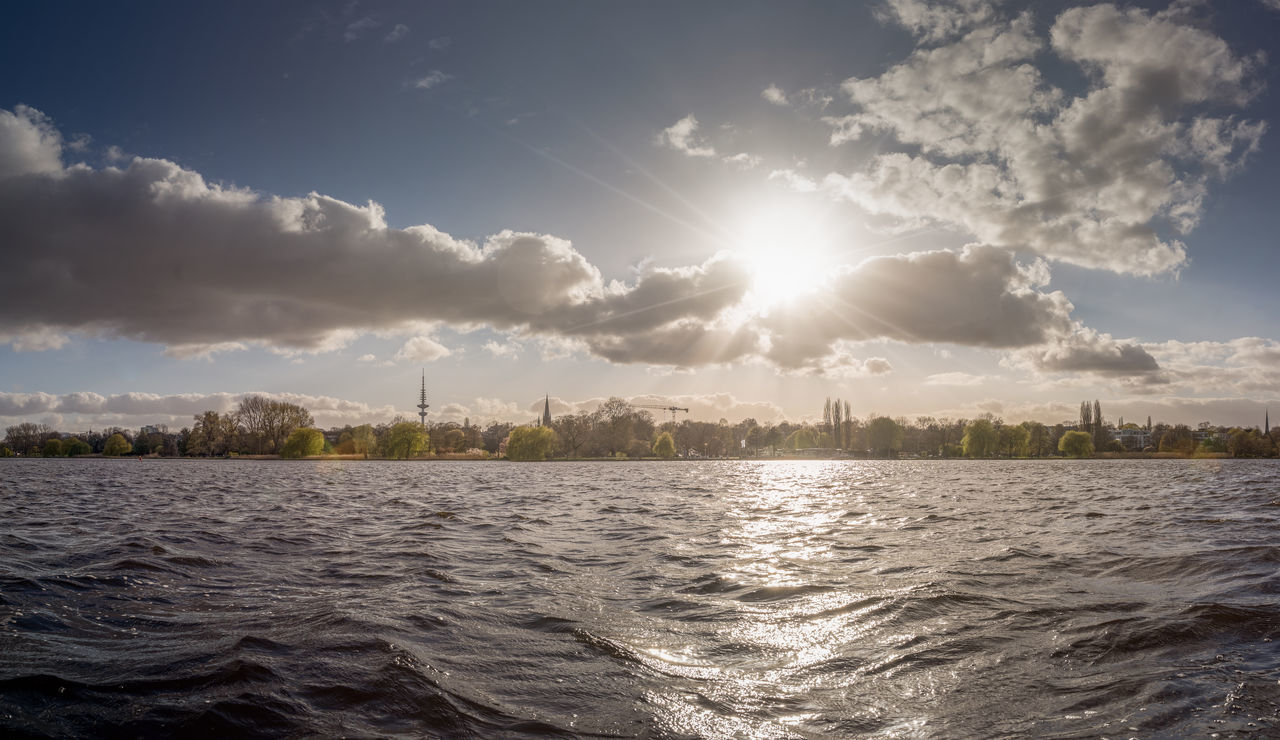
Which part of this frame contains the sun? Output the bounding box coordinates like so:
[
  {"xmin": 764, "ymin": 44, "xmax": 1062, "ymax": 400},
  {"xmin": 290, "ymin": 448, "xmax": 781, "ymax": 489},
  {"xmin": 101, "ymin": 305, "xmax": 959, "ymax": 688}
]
[{"xmin": 736, "ymin": 201, "xmax": 835, "ymax": 309}]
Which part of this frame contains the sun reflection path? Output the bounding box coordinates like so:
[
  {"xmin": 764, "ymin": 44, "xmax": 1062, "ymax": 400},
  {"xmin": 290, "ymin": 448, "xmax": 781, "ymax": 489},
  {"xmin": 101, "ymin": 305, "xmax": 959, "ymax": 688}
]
[{"xmin": 639, "ymin": 461, "xmax": 951, "ymax": 738}]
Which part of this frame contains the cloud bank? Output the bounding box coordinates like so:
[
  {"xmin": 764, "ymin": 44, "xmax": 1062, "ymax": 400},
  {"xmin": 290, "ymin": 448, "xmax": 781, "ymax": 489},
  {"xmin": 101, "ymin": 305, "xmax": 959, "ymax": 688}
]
[{"xmin": 0, "ymin": 104, "xmax": 1166, "ymax": 380}]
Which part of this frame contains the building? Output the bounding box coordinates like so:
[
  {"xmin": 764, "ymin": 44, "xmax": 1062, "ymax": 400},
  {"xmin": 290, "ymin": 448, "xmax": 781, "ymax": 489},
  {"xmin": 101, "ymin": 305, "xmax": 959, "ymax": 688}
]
[
  {"xmin": 1112, "ymin": 427, "xmax": 1151, "ymax": 450},
  {"xmin": 541, "ymin": 395, "xmax": 552, "ymax": 427}
]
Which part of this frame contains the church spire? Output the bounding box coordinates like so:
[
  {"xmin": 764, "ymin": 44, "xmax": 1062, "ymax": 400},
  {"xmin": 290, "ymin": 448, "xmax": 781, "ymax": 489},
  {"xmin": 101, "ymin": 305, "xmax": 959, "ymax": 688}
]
[
  {"xmin": 417, "ymin": 370, "xmax": 430, "ymax": 428},
  {"xmin": 542, "ymin": 394, "xmax": 552, "ymax": 427}
]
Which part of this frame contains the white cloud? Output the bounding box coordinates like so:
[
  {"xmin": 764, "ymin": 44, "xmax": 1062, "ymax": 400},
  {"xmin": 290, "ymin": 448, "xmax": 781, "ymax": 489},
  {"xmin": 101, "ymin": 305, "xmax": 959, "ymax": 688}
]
[
  {"xmin": 414, "ymin": 71, "xmax": 451, "ymax": 90},
  {"xmin": 924, "ymin": 372, "xmax": 986, "ymax": 386},
  {"xmin": 762, "ymin": 84, "xmax": 789, "ymax": 106},
  {"xmin": 0, "ymin": 390, "xmax": 400, "ymax": 429},
  {"xmin": 394, "ymin": 335, "xmax": 453, "ymax": 363},
  {"xmin": 428, "ymin": 36, "xmax": 451, "ymax": 51},
  {"xmin": 877, "ymin": 0, "xmax": 1002, "ymax": 42},
  {"xmin": 384, "ymin": 23, "xmax": 409, "ymax": 43},
  {"xmin": 813, "ymin": 5, "xmax": 1265, "ymax": 276},
  {"xmin": 163, "ymin": 342, "xmax": 248, "ymax": 360},
  {"xmin": 0, "ymin": 326, "xmax": 70, "ymax": 352},
  {"xmin": 0, "ymin": 106, "xmax": 62, "ymax": 177},
  {"xmin": 482, "ymin": 339, "xmax": 520, "ymax": 359},
  {"xmin": 344, "ymin": 16, "xmax": 379, "ymax": 42},
  {"xmin": 768, "ymin": 168, "xmax": 818, "ymax": 192},
  {"xmin": 357, "ymin": 353, "xmax": 377, "ymax": 362},
  {"xmin": 655, "ymin": 115, "xmax": 716, "ymax": 158},
  {"xmin": 722, "ymin": 152, "xmax": 761, "ymax": 169}
]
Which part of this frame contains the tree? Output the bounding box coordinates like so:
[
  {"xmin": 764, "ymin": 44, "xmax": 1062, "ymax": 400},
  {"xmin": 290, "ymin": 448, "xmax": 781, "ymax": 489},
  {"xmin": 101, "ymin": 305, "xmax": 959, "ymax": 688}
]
[
  {"xmin": 653, "ymin": 432, "xmax": 676, "ymax": 459},
  {"xmin": 234, "ymin": 396, "xmax": 313, "ymax": 454},
  {"xmin": 962, "ymin": 419, "xmax": 998, "ymax": 458},
  {"xmin": 506, "ymin": 425, "xmax": 557, "ymax": 461},
  {"xmin": 385, "ymin": 422, "xmax": 431, "ymax": 459},
  {"xmin": 831, "ymin": 400, "xmax": 843, "ymax": 450},
  {"xmin": 555, "ymin": 414, "xmax": 593, "ymax": 455},
  {"xmin": 351, "ymin": 424, "xmax": 377, "ymax": 458},
  {"xmin": 1058, "ymin": 430, "xmax": 1094, "ymax": 458},
  {"xmin": 441, "ymin": 428, "xmax": 466, "ymax": 452},
  {"xmin": 1001, "ymin": 424, "xmax": 1030, "ymax": 457},
  {"xmin": 867, "ymin": 416, "xmax": 903, "ymax": 457},
  {"xmin": 595, "ymin": 397, "xmax": 638, "ymax": 456},
  {"xmin": 1091, "ymin": 399, "xmax": 1109, "ymax": 451},
  {"xmin": 103, "ymin": 433, "xmax": 133, "ymax": 456},
  {"xmin": 1020, "ymin": 421, "xmax": 1048, "ymax": 457},
  {"xmin": 5, "ymin": 422, "xmax": 54, "ymax": 455},
  {"xmin": 1159, "ymin": 425, "xmax": 1194, "ymax": 455},
  {"xmin": 281, "ymin": 428, "xmax": 325, "ymax": 458},
  {"xmin": 42, "ymin": 438, "xmax": 65, "ymax": 457},
  {"xmin": 188, "ymin": 410, "xmax": 237, "ymax": 456},
  {"xmin": 65, "ymin": 437, "xmax": 91, "ymax": 456},
  {"xmin": 785, "ymin": 428, "xmax": 817, "ymax": 450}
]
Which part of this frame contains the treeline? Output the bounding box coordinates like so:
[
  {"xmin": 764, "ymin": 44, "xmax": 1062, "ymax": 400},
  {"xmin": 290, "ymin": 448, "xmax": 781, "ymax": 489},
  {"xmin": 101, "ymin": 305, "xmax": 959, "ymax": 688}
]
[{"xmin": 4, "ymin": 395, "xmax": 1278, "ymax": 460}]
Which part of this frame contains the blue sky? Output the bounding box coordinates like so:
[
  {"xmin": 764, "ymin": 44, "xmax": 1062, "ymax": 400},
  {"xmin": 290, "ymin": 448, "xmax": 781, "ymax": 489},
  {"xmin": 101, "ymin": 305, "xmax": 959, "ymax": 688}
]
[{"xmin": 2, "ymin": 0, "xmax": 1279, "ymax": 430}]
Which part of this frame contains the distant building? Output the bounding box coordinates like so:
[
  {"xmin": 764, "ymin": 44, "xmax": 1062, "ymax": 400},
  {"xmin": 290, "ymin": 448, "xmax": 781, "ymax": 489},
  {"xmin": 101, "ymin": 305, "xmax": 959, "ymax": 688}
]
[
  {"xmin": 1112, "ymin": 427, "xmax": 1151, "ymax": 450},
  {"xmin": 541, "ymin": 395, "xmax": 552, "ymax": 427}
]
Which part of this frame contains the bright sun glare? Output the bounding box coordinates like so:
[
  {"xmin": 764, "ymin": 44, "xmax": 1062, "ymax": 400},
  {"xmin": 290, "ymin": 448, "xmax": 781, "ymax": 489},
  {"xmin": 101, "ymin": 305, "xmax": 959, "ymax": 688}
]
[{"xmin": 738, "ymin": 202, "xmax": 835, "ymax": 309}]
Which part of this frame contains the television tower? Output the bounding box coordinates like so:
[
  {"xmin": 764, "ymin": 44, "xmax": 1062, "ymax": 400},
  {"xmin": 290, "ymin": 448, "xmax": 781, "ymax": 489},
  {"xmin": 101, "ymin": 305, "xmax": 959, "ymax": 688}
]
[{"xmin": 417, "ymin": 370, "xmax": 430, "ymax": 428}]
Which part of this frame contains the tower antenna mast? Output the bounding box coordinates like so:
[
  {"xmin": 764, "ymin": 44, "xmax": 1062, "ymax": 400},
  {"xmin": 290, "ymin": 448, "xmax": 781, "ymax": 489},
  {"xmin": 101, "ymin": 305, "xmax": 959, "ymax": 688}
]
[{"xmin": 418, "ymin": 370, "xmax": 430, "ymax": 428}]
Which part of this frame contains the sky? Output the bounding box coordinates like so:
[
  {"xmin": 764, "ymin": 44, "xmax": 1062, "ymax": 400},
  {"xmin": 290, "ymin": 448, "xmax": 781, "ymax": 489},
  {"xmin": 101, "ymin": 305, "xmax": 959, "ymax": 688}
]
[{"xmin": 2, "ymin": 0, "xmax": 1279, "ymax": 431}]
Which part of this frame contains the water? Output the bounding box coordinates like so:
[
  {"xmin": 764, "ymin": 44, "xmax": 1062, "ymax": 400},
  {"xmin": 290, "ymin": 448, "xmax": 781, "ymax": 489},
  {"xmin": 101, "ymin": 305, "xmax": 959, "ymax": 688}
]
[{"xmin": 1, "ymin": 459, "xmax": 1279, "ymax": 738}]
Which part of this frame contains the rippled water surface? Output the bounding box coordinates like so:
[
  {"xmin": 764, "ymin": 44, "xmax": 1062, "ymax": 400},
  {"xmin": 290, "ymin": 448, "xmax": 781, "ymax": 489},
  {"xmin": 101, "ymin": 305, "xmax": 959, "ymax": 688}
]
[{"xmin": 3, "ymin": 459, "xmax": 1280, "ymax": 738}]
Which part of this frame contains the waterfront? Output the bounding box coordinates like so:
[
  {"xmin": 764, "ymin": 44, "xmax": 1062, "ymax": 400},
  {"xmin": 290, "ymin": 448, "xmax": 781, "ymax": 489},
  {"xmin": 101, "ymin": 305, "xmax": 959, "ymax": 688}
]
[{"xmin": 2, "ymin": 459, "xmax": 1279, "ymax": 737}]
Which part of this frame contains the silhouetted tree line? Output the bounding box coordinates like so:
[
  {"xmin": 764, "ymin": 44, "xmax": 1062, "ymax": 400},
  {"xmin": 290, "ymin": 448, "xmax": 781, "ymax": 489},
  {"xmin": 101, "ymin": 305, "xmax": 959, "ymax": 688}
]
[{"xmin": 4, "ymin": 395, "xmax": 1277, "ymax": 460}]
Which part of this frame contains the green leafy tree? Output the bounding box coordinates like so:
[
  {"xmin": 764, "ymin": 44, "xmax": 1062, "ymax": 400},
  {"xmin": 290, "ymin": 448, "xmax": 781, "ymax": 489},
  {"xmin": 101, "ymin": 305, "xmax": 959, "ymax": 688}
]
[
  {"xmin": 65, "ymin": 437, "xmax": 91, "ymax": 456},
  {"xmin": 103, "ymin": 433, "xmax": 133, "ymax": 456},
  {"xmin": 385, "ymin": 422, "xmax": 432, "ymax": 459},
  {"xmin": 867, "ymin": 416, "xmax": 903, "ymax": 457},
  {"xmin": 506, "ymin": 425, "xmax": 557, "ymax": 461},
  {"xmin": 785, "ymin": 427, "xmax": 817, "ymax": 450},
  {"xmin": 351, "ymin": 424, "xmax": 377, "ymax": 458},
  {"xmin": 1001, "ymin": 424, "xmax": 1030, "ymax": 457},
  {"xmin": 0, "ymin": 444, "xmax": 12, "ymax": 457},
  {"xmin": 962, "ymin": 419, "xmax": 998, "ymax": 458},
  {"xmin": 187, "ymin": 410, "xmax": 238, "ymax": 456},
  {"xmin": 1058, "ymin": 430, "xmax": 1094, "ymax": 458},
  {"xmin": 281, "ymin": 428, "xmax": 325, "ymax": 458},
  {"xmin": 653, "ymin": 432, "xmax": 676, "ymax": 459},
  {"xmin": 1020, "ymin": 421, "xmax": 1048, "ymax": 457},
  {"xmin": 1159, "ymin": 425, "xmax": 1194, "ymax": 455},
  {"xmin": 42, "ymin": 438, "xmax": 65, "ymax": 457}
]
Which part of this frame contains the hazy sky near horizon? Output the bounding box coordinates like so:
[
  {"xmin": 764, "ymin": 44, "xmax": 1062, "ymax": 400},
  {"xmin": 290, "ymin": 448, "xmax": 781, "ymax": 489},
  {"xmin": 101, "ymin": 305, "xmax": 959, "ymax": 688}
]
[{"xmin": 2, "ymin": 0, "xmax": 1279, "ymax": 430}]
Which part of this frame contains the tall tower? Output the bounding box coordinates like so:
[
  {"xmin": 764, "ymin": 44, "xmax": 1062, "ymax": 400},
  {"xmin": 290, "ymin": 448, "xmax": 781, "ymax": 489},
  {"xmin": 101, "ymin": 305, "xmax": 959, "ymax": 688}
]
[
  {"xmin": 1266, "ymin": 408, "xmax": 1270, "ymax": 435},
  {"xmin": 542, "ymin": 394, "xmax": 552, "ymax": 427},
  {"xmin": 417, "ymin": 370, "xmax": 430, "ymax": 428}
]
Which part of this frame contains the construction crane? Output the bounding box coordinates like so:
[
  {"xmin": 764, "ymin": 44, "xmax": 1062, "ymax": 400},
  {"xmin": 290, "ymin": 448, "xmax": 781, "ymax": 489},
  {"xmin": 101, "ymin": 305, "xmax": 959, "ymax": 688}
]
[{"xmin": 635, "ymin": 404, "xmax": 690, "ymax": 425}]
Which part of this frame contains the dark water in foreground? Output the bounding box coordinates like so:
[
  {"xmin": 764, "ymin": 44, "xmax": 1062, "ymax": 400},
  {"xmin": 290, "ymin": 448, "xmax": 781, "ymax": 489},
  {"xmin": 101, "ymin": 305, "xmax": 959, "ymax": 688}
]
[{"xmin": 2, "ymin": 459, "xmax": 1279, "ymax": 738}]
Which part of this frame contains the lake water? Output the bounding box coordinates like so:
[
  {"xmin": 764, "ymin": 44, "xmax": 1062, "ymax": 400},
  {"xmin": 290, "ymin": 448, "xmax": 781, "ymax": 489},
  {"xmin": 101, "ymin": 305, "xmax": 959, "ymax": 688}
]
[{"xmin": 2, "ymin": 459, "xmax": 1278, "ymax": 738}]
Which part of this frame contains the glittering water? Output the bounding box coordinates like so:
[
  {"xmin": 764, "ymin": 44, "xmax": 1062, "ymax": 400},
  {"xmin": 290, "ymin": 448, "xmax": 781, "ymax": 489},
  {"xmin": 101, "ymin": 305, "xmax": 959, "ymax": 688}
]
[{"xmin": 2, "ymin": 459, "xmax": 1279, "ymax": 738}]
